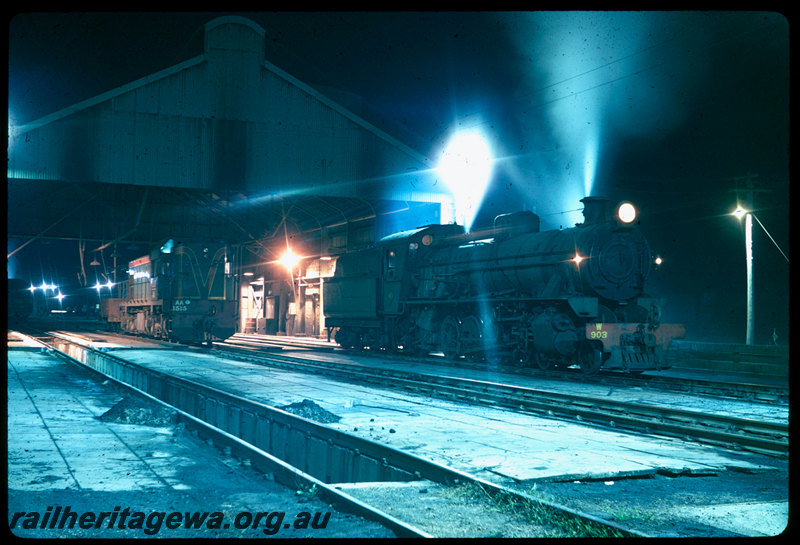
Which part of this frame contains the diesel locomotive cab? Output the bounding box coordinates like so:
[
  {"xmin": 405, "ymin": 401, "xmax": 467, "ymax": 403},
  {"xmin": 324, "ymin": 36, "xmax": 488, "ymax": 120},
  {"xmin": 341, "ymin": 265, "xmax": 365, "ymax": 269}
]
[{"xmin": 101, "ymin": 240, "xmax": 238, "ymax": 345}]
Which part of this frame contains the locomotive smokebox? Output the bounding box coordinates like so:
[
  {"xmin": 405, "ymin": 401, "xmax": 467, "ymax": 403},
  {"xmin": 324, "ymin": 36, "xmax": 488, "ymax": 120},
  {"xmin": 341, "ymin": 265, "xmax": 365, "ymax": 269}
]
[{"xmin": 580, "ymin": 197, "xmax": 610, "ymax": 225}]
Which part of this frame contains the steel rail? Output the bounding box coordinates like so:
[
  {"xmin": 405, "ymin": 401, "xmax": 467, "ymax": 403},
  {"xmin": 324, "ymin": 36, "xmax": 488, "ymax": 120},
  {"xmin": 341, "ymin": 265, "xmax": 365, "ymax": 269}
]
[
  {"xmin": 30, "ymin": 331, "xmax": 646, "ymax": 538},
  {"xmin": 225, "ymin": 333, "xmax": 789, "ymax": 404},
  {"xmin": 212, "ymin": 342, "xmax": 789, "ymax": 457}
]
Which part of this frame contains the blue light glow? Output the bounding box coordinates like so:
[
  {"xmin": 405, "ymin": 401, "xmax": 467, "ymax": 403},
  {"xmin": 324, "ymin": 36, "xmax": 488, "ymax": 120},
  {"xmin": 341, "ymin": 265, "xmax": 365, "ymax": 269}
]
[
  {"xmin": 437, "ymin": 129, "xmax": 494, "ymax": 230},
  {"xmin": 501, "ymin": 13, "xmax": 705, "ymax": 228},
  {"xmin": 583, "ymin": 131, "xmax": 598, "ymax": 198}
]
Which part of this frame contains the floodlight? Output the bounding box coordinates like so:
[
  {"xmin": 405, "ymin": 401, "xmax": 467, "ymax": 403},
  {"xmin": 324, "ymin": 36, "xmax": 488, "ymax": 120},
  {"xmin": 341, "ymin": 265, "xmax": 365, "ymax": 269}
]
[
  {"xmin": 437, "ymin": 129, "xmax": 494, "ymax": 230},
  {"xmin": 279, "ymin": 248, "xmax": 301, "ymax": 271}
]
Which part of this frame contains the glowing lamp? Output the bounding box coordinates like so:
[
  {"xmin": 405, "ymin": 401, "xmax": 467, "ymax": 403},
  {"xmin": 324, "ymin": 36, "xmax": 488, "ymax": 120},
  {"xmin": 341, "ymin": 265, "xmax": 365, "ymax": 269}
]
[
  {"xmin": 279, "ymin": 248, "xmax": 301, "ymax": 271},
  {"xmin": 572, "ymin": 253, "xmax": 584, "ymax": 265},
  {"xmin": 732, "ymin": 206, "xmax": 748, "ymax": 220},
  {"xmin": 55, "ymin": 292, "xmax": 66, "ymax": 303},
  {"xmin": 654, "ymin": 256, "xmax": 663, "ymax": 266},
  {"xmin": 617, "ymin": 202, "xmax": 637, "ymax": 224}
]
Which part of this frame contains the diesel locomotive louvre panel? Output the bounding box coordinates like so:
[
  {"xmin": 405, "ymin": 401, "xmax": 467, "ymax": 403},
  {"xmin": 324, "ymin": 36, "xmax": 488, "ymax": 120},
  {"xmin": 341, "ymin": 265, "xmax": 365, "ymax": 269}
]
[
  {"xmin": 102, "ymin": 240, "xmax": 237, "ymax": 345},
  {"xmin": 323, "ymin": 197, "xmax": 685, "ymax": 373}
]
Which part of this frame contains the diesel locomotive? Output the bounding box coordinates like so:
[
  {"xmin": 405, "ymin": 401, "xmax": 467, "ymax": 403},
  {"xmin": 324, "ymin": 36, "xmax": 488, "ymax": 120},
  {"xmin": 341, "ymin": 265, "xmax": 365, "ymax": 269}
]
[
  {"xmin": 323, "ymin": 197, "xmax": 684, "ymax": 373},
  {"xmin": 101, "ymin": 240, "xmax": 237, "ymax": 345}
]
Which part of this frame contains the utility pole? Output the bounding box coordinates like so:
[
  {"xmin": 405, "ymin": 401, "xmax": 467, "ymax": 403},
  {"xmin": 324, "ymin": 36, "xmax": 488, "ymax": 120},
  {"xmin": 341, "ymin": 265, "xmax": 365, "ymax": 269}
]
[
  {"xmin": 743, "ymin": 174, "xmax": 754, "ymax": 346},
  {"xmin": 731, "ymin": 172, "xmax": 766, "ymax": 345}
]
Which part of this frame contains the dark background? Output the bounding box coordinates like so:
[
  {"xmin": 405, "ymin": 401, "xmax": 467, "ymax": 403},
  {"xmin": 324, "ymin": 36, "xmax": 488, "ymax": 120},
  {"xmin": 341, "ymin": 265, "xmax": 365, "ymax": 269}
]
[{"xmin": 8, "ymin": 11, "xmax": 790, "ymax": 344}]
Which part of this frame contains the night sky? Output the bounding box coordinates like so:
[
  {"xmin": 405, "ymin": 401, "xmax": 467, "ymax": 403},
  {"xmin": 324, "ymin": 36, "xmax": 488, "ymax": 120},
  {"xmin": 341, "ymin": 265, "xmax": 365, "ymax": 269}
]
[{"xmin": 8, "ymin": 11, "xmax": 790, "ymax": 344}]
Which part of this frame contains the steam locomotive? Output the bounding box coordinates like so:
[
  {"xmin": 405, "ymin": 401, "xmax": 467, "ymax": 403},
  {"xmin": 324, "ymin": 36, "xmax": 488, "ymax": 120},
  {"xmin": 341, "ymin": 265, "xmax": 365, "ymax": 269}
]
[
  {"xmin": 101, "ymin": 240, "xmax": 237, "ymax": 345},
  {"xmin": 323, "ymin": 197, "xmax": 684, "ymax": 373}
]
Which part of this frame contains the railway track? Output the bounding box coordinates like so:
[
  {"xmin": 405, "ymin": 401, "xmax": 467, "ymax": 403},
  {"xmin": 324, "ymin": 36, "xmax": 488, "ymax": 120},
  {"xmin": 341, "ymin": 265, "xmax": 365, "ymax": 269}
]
[
  {"xmin": 231, "ymin": 333, "xmax": 789, "ymax": 404},
  {"xmin": 215, "ymin": 336, "xmax": 788, "ymax": 457},
  {"xmin": 16, "ymin": 330, "xmax": 645, "ymax": 538}
]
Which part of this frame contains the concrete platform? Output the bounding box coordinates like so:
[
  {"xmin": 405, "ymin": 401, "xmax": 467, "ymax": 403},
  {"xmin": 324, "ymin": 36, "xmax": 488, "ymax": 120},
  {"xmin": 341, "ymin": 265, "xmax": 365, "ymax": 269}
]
[
  {"xmin": 103, "ymin": 346, "xmax": 779, "ymax": 484},
  {"xmin": 6, "ymin": 347, "xmax": 394, "ymax": 539}
]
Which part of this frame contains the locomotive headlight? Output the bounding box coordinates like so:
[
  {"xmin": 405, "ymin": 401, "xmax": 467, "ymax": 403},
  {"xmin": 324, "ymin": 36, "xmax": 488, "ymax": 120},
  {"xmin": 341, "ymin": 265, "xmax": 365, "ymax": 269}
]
[
  {"xmin": 572, "ymin": 253, "xmax": 584, "ymax": 265},
  {"xmin": 654, "ymin": 256, "xmax": 663, "ymax": 266},
  {"xmin": 616, "ymin": 202, "xmax": 637, "ymax": 224}
]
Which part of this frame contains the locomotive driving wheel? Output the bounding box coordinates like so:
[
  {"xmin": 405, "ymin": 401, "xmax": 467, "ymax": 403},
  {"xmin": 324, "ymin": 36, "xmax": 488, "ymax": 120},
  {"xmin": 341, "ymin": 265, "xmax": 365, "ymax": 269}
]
[
  {"xmin": 578, "ymin": 341, "xmax": 603, "ymax": 374},
  {"xmin": 533, "ymin": 351, "xmax": 559, "ymax": 370},
  {"xmin": 392, "ymin": 317, "xmax": 416, "ymax": 353},
  {"xmin": 459, "ymin": 315, "xmax": 483, "ymax": 363},
  {"xmin": 511, "ymin": 346, "xmax": 532, "ymax": 367},
  {"xmin": 439, "ymin": 315, "xmax": 460, "ymax": 361}
]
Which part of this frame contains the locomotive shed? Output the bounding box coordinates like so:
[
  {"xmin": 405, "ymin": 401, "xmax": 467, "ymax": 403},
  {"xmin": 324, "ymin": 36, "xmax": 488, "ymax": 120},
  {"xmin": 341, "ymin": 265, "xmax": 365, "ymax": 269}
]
[{"xmin": 12, "ymin": 329, "xmax": 789, "ymax": 537}]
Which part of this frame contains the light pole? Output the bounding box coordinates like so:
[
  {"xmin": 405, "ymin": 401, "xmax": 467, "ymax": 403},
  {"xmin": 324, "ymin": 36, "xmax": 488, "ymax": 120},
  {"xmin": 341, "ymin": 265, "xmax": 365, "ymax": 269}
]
[
  {"xmin": 733, "ymin": 205, "xmax": 754, "ymax": 345},
  {"xmin": 732, "ymin": 203, "xmax": 790, "ymax": 345},
  {"xmin": 279, "ymin": 248, "xmax": 302, "ymax": 336}
]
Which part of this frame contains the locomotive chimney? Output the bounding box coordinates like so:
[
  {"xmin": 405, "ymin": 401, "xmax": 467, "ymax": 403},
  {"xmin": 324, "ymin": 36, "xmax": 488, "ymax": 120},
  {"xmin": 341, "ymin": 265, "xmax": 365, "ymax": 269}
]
[{"xmin": 580, "ymin": 197, "xmax": 609, "ymax": 225}]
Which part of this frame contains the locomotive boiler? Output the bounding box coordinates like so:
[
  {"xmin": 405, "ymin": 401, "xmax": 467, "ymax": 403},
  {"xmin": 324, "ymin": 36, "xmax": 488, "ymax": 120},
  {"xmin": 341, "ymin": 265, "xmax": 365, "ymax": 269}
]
[
  {"xmin": 101, "ymin": 240, "xmax": 237, "ymax": 345},
  {"xmin": 323, "ymin": 197, "xmax": 684, "ymax": 373}
]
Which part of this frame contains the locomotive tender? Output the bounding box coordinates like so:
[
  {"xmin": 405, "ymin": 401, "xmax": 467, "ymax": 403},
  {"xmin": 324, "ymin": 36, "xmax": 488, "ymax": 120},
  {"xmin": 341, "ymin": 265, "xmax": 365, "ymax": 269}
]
[
  {"xmin": 101, "ymin": 240, "xmax": 237, "ymax": 345},
  {"xmin": 323, "ymin": 197, "xmax": 684, "ymax": 373}
]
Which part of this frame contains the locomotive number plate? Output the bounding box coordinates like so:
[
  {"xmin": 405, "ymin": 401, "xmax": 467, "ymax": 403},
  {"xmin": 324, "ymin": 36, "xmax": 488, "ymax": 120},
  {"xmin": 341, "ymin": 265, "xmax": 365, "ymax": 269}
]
[
  {"xmin": 588, "ymin": 323, "xmax": 608, "ymax": 339},
  {"xmin": 172, "ymin": 304, "xmax": 188, "ymax": 312}
]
